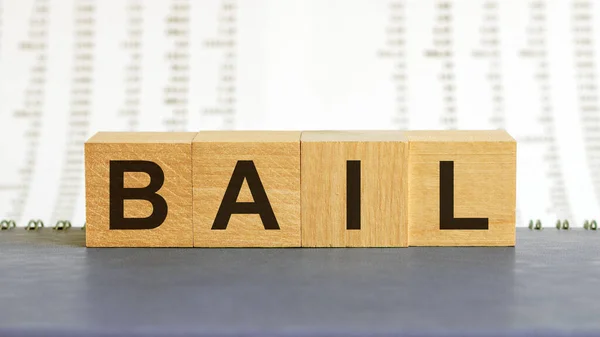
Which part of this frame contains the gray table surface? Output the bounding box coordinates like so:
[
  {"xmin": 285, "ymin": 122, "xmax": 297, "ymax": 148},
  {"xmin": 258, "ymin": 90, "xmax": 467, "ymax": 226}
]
[{"xmin": 0, "ymin": 228, "xmax": 599, "ymax": 337}]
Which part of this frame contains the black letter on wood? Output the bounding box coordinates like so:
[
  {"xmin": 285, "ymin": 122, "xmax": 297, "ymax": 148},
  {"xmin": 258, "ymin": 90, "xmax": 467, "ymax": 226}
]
[
  {"xmin": 109, "ymin": 160, "xmax": 168, "ymax": 230},
  {"xmin": 439, "ymin": 161, "xmax": 488, "ymax": 230},
  {"xmin": 212, "ymin": 160, "xmax": 279, "ymax": 230},
  {"xmin": 346, "ymin": 160, "xmax": 361, "ymax": 230}
]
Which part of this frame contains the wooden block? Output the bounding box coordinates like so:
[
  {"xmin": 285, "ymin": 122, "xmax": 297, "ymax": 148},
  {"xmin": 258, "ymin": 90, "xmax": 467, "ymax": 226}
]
[
  {"xmin": 85, "ymin": 132, "xmax": 196, "ymax": 247},
  {"xmin": 301, "ymin": 131, "xmax": 408, "ymax": 247},
  {"xmin": 406, "ymin": 130, "xmax": 516, "ymax": 246},
  {"xmin": 192, "ymin": 131, "xmax": 301, "ymax": 247}
]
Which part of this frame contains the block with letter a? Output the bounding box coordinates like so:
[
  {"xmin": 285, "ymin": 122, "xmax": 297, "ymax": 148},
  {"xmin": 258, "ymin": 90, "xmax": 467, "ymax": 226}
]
[
  {"xmin": 192, "ymin": 131, "xmax": 301, "ymax": 247},
  {"xmin": 406, "ymin": 130, "xmax": 516, "ymax": 246},
  {"xmin": 85, "ymin": 132, "xmax": 195, "ymax": 247}
]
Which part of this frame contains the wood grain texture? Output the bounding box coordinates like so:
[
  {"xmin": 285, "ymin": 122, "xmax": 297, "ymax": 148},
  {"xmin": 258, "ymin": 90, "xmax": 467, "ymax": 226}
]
[
  {"xmin": 85, "ymin": 132, "xmax": 195, "ymax": 247},
  {"xmin": 301, "ymin": 131, "xmax": 408, "ymax": 247},
  {"xmin": 406, "ymin": 130, "xmax": 516, "ymax": 246},
  {"xmin": 193, "ymin": 131, "xmax": 301, "ymax": 247}
]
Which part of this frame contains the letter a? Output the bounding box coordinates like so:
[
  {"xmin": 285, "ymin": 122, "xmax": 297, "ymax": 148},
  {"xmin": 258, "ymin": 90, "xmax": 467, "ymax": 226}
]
[{"xmin": 212, "ymin": 160, "xmax": 280, "ymax": 230}]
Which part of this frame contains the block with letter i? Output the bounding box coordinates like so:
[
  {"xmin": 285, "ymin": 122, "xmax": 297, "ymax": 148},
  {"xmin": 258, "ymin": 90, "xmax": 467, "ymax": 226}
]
[
  {"xmin": 301, "ymin": 131, "xmax": 408, "ymax": 247},
  {"xmin": 192, "ymin": 131, "xmax": 301, "ymax": 247},
  {"xmin": 85, "ymin": 132, "xmax": 196, "ymax": 247},
  {"xmin": 406, "ymin": 130, "xmax": 516, "ymax": 246}
]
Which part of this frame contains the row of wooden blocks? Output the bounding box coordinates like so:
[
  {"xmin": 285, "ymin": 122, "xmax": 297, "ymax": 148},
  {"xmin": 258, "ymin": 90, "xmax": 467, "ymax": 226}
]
[{"xmin": 85, "ymin": 130, "xmax": 516, "ymax": 247}]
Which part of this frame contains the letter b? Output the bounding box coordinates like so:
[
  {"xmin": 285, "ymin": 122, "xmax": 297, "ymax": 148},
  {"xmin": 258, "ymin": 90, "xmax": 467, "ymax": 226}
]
[
  {"xmin": 109, "ymin": 160, "xmax": 168, "ymax": 230},
  {"xmin": 85, "ymin": 132, "xmax": 195, "ymax": 247}
]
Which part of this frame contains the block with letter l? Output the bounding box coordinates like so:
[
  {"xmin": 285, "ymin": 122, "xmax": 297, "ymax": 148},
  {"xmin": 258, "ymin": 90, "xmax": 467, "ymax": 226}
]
[
  {"xmin": 406, "ymin": 130, "xmax": 516, "ymax": 246},
  {"xmin": 193, "ymin": 131, "xmax": 301, "ymax": 247},
  {"xmin": 85, "ymin": 132, "xmax": 195, "ymax": 247},
  {"xmin": 301, "ymin": 131, "xmax": 408, "ymax": 247}
]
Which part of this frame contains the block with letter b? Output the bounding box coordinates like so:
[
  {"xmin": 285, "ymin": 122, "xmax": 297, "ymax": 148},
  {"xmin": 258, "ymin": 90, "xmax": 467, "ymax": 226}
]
[
  {"xmin": 192, "ymin": 131, "xmax": 301, "ymax": 247},
  {"xmin": 85, "ymin": 132, "xmax": 195, "ymax": 247},
  {"xmin": 406, "ymin": 130, "xmax": 516, "ymax": 246},
  {"xmin": 301, "ymin": 131, "xmax": 408, "ymax": 247}
]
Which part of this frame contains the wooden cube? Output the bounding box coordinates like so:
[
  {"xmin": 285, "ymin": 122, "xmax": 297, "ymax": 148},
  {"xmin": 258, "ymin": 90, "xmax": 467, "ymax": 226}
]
[
  {"xmin": 85, "ymin": 132, "xmax": 196, "ymax": 247},
  {"xmin": 301, "ymin": 131, "xmax": 408, "ymax": 247},
  {"xmin": 406, "ymin": 130, "xmax": 516, "ymax": 246},
  {"xmin": 192, "ymin": 131, "xmax": 301, "ymax": 247}
]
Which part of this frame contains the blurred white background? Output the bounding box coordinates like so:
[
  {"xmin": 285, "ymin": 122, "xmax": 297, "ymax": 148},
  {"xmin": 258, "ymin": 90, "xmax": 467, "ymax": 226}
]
[{"xmin": 0, "ymin": 0, "xmax": 598, "ymax": 227}]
